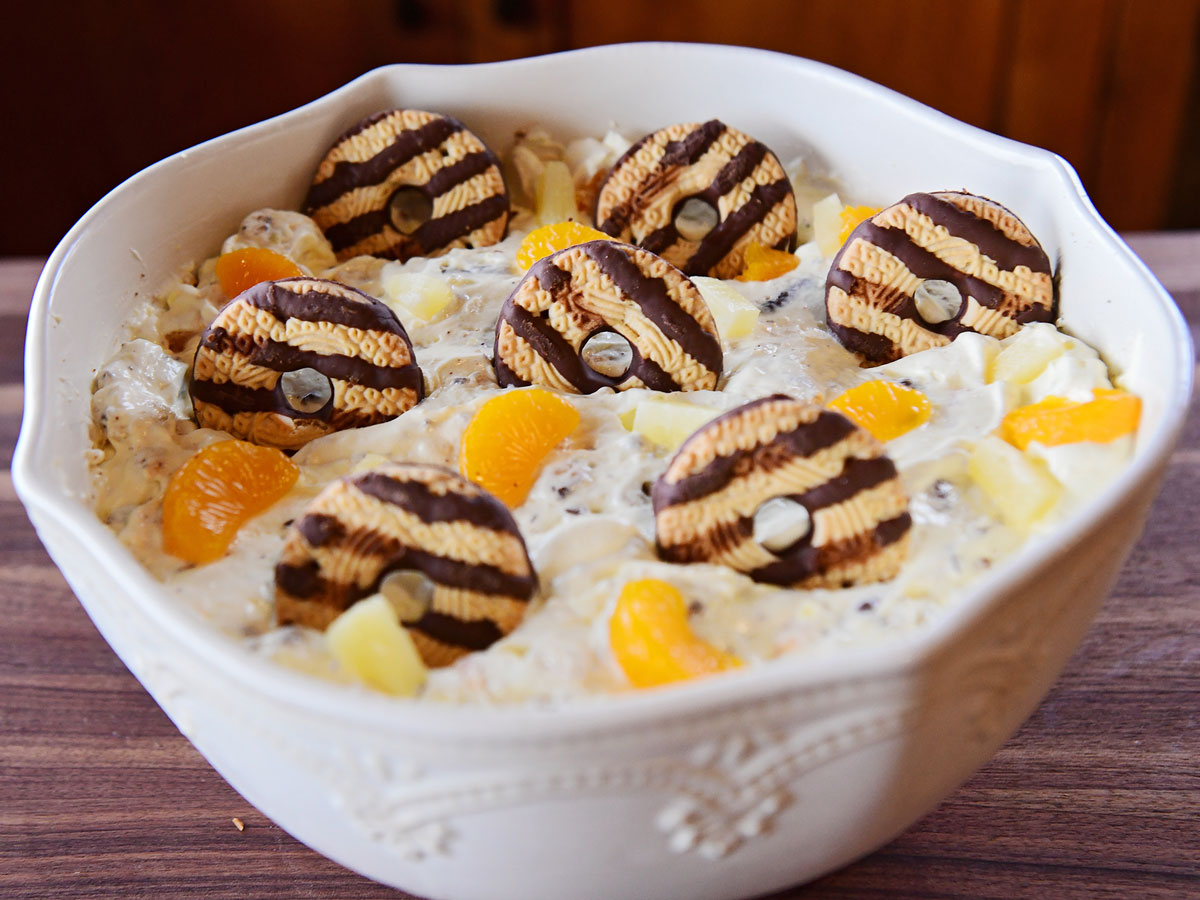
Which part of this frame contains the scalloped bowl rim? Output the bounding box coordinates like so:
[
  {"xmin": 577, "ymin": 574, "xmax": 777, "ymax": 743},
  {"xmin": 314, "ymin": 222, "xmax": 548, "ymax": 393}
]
[{"xmin": 14, "ymin": 43, "xmax": 1193, "ymax": 743}]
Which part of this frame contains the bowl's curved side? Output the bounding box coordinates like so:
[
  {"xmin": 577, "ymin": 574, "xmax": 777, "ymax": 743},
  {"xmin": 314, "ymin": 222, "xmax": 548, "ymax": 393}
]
[
  {"xmin": 12, "ymin": 41, "xmax": 1195, "ymax": 899},
  {"xmin": 25, "ymin": 462, "xmax": 1158, "ymax": 900}
]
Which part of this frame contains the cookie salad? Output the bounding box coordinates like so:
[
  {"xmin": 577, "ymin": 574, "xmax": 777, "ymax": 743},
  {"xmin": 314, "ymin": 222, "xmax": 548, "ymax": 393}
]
[{"xmin": 87, "ymin": 111, "xmax": 1142, "ymax": 705}]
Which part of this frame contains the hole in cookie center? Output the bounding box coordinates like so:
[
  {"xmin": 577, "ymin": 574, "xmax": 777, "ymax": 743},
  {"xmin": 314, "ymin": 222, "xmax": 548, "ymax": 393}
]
[
  {"xmin": 752, "ymin": 497, "xmax": 812, "ymax": 554},
  {"xmin": 380, "ymin": 570, "xmax": 436, "ymax": 624},
  {"xmin": 581, "ymin": 331, "xmax": 634, "ymax": 379},
  {"xmin": 913, "ymin": 279, "xmax": 962, "ymax": 324},
  {"xmin": 280, "ymin": 368, "xmax": 332, "ymax": 414},
  {"xmin": 674, "ymin": 197, "xmax": 719, "ymax": 241},
  {"xmin": 389, "ymin": 187, "xmax": 434, "ymax": 235}
]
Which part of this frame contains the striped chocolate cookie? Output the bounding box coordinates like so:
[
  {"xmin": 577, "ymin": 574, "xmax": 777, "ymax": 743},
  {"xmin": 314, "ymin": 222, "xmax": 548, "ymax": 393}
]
[
  {"xmin": 652, "ymin": 395, "xmax": 911, "ymax": 588},
  {"xmin": 190, "ymin": 277, "xmax": 423, "ymax": 451},
  {"xmin": 594, "ymin": 120, "xmax": 798, "ymax": 279},
  {"xmin": 275, "ymin": 463, "xmax": 537, "ymax": 667},
  {"xmin": 493, "ymin": 239, "xmax": 722, "ymax": 393},
  {"xmin": 305, "ymin": 109, "xmax": 510, "ymax": 262},
  {"xmin": 826, "ymin": 191, "xmax": 1055, "ymax": 363}
]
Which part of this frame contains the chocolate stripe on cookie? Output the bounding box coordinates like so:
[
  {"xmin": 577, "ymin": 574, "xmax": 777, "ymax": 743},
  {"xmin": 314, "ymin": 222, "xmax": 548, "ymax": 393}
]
[
  {"xmin": 306, "ymin": 115, "xmax": 462, "ymax": 210},
  {"xmin": 683, "ymin": 178, "xmax": 796, "ymax": 275},
  {"xmin": 324, "ymin": 193, "xmax": 508, "ymax": 258},
  {"xmin": 826, "ymin": 190, "xmax": 1054, "ymax": 363},
  {"xmin": 654, "ymin": 407, "xmax": 856, "ymax": 508},
  {"xmin": 275, "ymin": 464, "xmax": 537, "ymax": 664},
  {"xmin": 747, "ymin": 513, "xmax": 911, "ymax": 586},
  {"xmin": 191, "ymin": 382, "xmax": 292, "ymax": 415},
  {"xmin": 424, "ymin": 151, "xmax": 497, "ymax": 197},
  {"xmin": 242, "ymin": 280, "xmax": 406, "ymax": 332},
  {"xmin": 710, "ymin": 141, "xmax": 769, "ymax": 197},
  {"xmin": 353, "ymin": 470, "xmax": 522, "ymax": 533},
  {"xmin": 200, "ymin": 332, "xmax": 422, "ymax": 394},
  {"xmin": 599, "ymin": 120, "xmax": 727, "ymax": 235},
  {"xmin": 905, "ymin": 193, "xmax": 1050, "ymax": 272},
  {"xmin": 630, "ymin": 141, "xmax": 773, "ymax": 257},
  {"xmin": 794, "ymin": 455, "xmax": 899, "ymax": 511},
  {"xmin": 502, "ymin": 304, "xmax": 598, "ymax": 393},
  {"xmin": 287, "ymin": 519, "xmax": 535, "ymax": 600},
  {"xmin": 409, "ymin": 610, "xmax": 504, "ymax": 652},
  {"xmin": 652, "ymin": 396, "xmax": 910, "ymax": 589},
  {"xmin": 191, "ymin": 277, "xmax": 423, "ymax": 449},
  {"xmin": 408, "ymin": 192, "xmax": 509, "ymax": 255},
  {"xmin": 494, "ymin": 241, "xmax": 721, "ymax": 394},
  {"xmin": 583, "ymin": 241, "xmax": 722, "ymax": 374}
]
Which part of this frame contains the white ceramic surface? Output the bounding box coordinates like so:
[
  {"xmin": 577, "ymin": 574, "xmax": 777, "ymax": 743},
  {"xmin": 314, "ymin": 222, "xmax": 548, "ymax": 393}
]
[{"xmin": 14, "ymin": 43, "xmax": 1193, "ymax": 900}]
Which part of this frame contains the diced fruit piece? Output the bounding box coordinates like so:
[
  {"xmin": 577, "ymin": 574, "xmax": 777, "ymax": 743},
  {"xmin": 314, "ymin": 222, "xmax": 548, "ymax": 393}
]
[
  {"xmin": 1000, "ymin": 389, "xmax": 1141, "ymax": 450},
  {"xmin": 459, "ymin": 388, "xmax": 580, "ymax": 507},
  {"xmin": 838, "ymin": 204, "xmax": 881, "ymax": 245},
  {"xmin": 515, "ymin": 221, "xmax": 610, "ymax": 272},
  {"xmin": 692, "ymin": 276, "xmax": 760, "ymax": 340},
  {"xmin": 812, "ymin": 192, "xmax": 844, "ymax": 257},
  {"xmin": 380, "ymin": 268, "xmax": 455, "ymax": 322},
  {"xmin": 609, "ymin": 579, "xmax": 741, "ymax": 689},
  {"xmin": 735, "ymin": 242, "xmax": 800, "ymax": 282},
  {"xmin": 214, "ymin": 247, "xmax": 303, "ymax": 298},
  {"xmin": 162, "ymin": 440, "xmax": 299, "ymax": 564},
  {"xmin": 828, "ymin": 381, "xmax": 932, "ymax": 442},
  {"xmin": 988, "ymin": 326, "xmax": 1067, "ymax": 384},
  {"xmin": 326, "ymin": 594, "xmax": 428, "ymax": 697},
  {"xmin": 968, "ymin": 436, "xmax": 1062, "ymax": 530},
  {"xmin": 626, "ymin": 395, "xmax": 720, "ymax": 450},
  {"xmin": 535, "ymin": 160, "xmax": 578, "ymax": 225}
]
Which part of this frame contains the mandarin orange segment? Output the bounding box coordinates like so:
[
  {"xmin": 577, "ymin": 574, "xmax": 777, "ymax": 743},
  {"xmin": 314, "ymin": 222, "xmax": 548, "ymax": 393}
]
[
  {"xmin": 837, "ymin": 205, "xmax": 881, "ymax": 245},
  {"xmin": 515, "ymin": 222, "xmax": 610, "ymax": 272},
  {"xmin": 215, "ymin": 247, "xmax": 304, "ymax": 298},
  {"xmin": 735, "ymin": 242, "xmax": 800, "ymax": 282},
  {"xmin": 1000, "ymin": 388, "xmax": 1141, "ymax": 450},
  {"xmin": 828, "ymin": 380, "xmax": 932, "ymax": 442},
  {"xmin": 458, "ymin": 388, "xmax": 580, "ymax": 507},
  {"xmin": 163, "ymin": 440, "xmax": 299, "ymax": 564},
  {"xmin": 609, "ymin": 579, "xmax": 741, "ymax": 689}
]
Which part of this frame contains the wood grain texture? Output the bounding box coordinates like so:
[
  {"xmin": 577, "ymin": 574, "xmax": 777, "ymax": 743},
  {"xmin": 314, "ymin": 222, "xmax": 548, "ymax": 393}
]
[{"xmin": 2, "ymin": 239, "xmax": 1199, "ymax": 898}]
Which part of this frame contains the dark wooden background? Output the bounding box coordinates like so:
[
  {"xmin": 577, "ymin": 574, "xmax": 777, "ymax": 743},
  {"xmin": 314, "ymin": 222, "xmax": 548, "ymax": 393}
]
[
  {"xmin": 2, "ymin": 234, "xmax": 1199, "ymax": 896},
  {"xmin": 2, "ymin": 0, "xmax": 1199, "ymax": 256}
]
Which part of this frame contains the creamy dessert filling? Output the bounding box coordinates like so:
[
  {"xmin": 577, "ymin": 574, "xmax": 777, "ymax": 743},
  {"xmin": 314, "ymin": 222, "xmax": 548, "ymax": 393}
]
[{"xmin": 87, "ymin": 124, "xmax": 1137, "ymax": 705}]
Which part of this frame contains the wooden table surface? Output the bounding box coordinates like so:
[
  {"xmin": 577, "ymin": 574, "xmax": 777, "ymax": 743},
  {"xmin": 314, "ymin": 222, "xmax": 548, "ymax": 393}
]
[{"xmin": 3, "ymin": 236, "xmax": 1198, "ymax": 900}]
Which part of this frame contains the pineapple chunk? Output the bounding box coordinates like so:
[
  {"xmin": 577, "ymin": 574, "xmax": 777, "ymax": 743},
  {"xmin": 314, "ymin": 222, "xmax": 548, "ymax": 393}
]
[
  {"xmin": 968, "ymin": 436, "xmax": 1063, "ymax": 531},
  {"xmin": 628, "ymin": 395, "xmax": 720, "ymax": 450},
  {"xmin": 812, "ymin": 192, "xmax": 844, "ymax": 257},
  {"xmin": 326, "ymin": 594, "xmax": 428, "ymax": 697},
  {"xmin": 988, "ymin": 323, "xmax": 1067, "ymax": 385},
  {"xmin": 536, "ymin": 160, "xmax": 578, "ymax": 225},
  {"xmin": 380, "ymin": 268, "xmax": 455, "ymax": 323},
  {"xmin": 692, "ymin": 276, "xmax": 760, "ymax": 341}
]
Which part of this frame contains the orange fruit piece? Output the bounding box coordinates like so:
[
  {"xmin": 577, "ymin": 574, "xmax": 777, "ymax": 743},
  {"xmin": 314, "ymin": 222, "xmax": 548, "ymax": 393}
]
[
  {"xmin": 215, "ymin": 247, "xmax": 304, "ymax": 297},
  {"xmin": 829, "ymin": 380, "xmax": 932, "ymax": 442},
  {"xmin": 459, "ymin": 388, "xmax": 580, "ymax": 507},
  {"xmin": 163, "ymin": 440, "xmax": 299, "ymax": 565},
  {"xmin": 838, "ymin": 205, "xmax": 881, "ymax": 245},
  {"xmin": 1000, "ymin": 388, "xmax": 1141, "ymax": 450},
  {"xmin": 515, "ymin": 221, "xmax": 610, "ymax": 272},
  {"xmin": 735, "ymin": 242, "xmax": 800, "ymax": 281},
  {"xmin": 610, "ymin": 579, "xmax": 741, "ymax": 689}
]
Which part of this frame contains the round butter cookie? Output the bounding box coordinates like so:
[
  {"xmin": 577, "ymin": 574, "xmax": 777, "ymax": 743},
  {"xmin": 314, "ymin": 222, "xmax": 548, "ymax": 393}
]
[
  {"xmin": 826, "ymin": 191, "xmax": 1054, "ymax": 363},
  {"xmin": 305, "ymin": 108, "xmax": 510, "ymax": 262},
  {"xmin": 190, "ymin": 277, "xmax": 423, "ymax": 451},
  {"xmin": 652, "ymin": 395, "xmax": 911, "ymax": 588},
  {"xmin": 493, "ymin": 239, "xmax": 723, "ymax": 393},
  {"xmin": 594, "ymin": 119, "xmax": 798, "ymax": 278},
  {"xmin": 274, "ymin": 463, "xmax": 537, "ymax": 667}
]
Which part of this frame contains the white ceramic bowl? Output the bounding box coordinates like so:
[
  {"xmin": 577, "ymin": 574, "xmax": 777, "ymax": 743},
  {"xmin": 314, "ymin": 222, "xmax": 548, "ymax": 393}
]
[{"xmin": 15, "ymin": 43, "xmax": 1192, "ymax": 900}]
